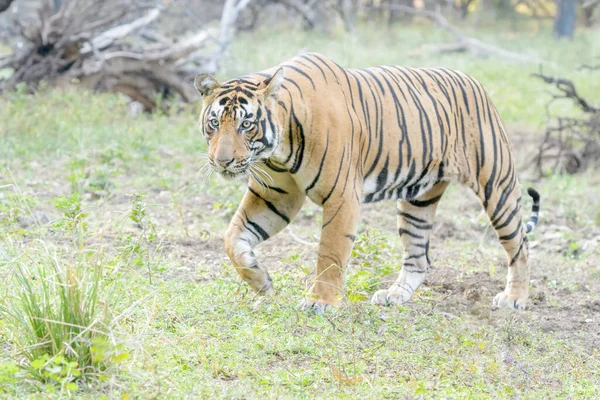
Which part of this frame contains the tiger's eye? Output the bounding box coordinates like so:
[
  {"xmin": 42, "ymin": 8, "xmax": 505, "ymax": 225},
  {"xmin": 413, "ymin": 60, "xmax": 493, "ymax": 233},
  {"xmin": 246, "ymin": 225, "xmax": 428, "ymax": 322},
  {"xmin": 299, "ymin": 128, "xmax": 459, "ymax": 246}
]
[
  {"xmin": 241, "ymin": 120, "xmax": 252, "ymax": 129},
  {"xmin": 209, "ymin": 119, "xmax": 219, "ymax": 129}
]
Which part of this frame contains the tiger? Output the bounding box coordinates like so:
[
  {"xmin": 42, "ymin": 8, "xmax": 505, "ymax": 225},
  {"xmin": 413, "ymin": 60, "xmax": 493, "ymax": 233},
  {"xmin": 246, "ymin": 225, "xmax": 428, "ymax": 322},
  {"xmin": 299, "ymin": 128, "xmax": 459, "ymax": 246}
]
[{"xmin": 193, "ymin": 52, "xmax": 540, "ymax": 314}]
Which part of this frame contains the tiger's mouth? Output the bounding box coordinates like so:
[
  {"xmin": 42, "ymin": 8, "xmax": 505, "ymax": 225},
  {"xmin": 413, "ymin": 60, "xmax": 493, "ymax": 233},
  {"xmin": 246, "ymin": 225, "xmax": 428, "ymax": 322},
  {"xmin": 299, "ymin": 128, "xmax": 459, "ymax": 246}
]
[{"xmin": 219, "ymin": 169, "xmax": 248, "ymax": 180}]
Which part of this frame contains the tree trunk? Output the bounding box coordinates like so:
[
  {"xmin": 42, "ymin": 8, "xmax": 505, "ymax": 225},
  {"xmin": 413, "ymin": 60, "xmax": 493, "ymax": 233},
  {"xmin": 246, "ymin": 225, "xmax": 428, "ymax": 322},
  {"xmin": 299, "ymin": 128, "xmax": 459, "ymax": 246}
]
[
  {"xmin": 0, "ymin": 0, "xmax": 15, "ymax": 13},
  {"xmin": 340, "ymin": 0, "xmax": 356, "ymax": 32},
  {"xmin": 553, "ymin": 0, "xmax": 576, "ymax": 38}
]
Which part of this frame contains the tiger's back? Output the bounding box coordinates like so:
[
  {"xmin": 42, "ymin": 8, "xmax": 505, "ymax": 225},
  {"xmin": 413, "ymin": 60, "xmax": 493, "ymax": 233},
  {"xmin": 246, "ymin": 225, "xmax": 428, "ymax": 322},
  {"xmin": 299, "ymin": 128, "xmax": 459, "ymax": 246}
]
[{"xmin": 268, "ymin": 55, "xmax": 514, "ymax": 209}]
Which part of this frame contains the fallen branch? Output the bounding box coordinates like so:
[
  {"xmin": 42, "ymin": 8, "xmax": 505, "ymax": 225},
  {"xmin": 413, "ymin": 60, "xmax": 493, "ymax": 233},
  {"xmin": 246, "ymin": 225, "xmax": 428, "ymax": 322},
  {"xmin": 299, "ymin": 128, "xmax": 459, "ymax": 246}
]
[
  {"xmin": 532, "ymin": 73, "xmax": 599, "ymax": 113},
  {"xmin": 579, "ymin": 64, "xmax": 600, "ymax": 71},
  {"xmin": 79, "ymin": 8, "xmax": 162, "ymax": 56},
  {"xmin": 531, "ymin": 71, "xmax": 600, "ymax": 175},
  {"xmin": 371, "ymin": 3, "xmax": 547, "ymax": 65}
]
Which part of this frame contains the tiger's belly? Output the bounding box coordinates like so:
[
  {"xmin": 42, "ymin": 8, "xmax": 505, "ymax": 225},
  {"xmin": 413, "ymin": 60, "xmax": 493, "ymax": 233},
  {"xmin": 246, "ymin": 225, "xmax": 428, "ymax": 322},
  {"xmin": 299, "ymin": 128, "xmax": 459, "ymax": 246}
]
[{"xmin": 360, "ymin": 161, "xmax": 445, "ymax": 204}]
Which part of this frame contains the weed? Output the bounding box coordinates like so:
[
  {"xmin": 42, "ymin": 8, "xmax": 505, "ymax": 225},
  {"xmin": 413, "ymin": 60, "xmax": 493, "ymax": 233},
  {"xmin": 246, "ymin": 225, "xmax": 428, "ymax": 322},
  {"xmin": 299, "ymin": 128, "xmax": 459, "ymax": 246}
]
[
  {"xmin": 117, "ymin": 192, "xmax": 160, "ymax": 282},
  {"xmin": 53, "ymin": 193, "xmax": 88, "ymax": 249},
  {"xmin": 0, "ymin": 362, "xmax": 19, "ymax": 390}
]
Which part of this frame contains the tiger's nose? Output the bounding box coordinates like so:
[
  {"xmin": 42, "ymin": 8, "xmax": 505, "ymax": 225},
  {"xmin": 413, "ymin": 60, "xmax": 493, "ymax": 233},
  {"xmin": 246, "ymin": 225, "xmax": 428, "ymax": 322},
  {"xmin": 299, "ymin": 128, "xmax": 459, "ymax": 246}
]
[{"xmin": 216, "ymin": 158, "xmax": 234, "ymax": 167}]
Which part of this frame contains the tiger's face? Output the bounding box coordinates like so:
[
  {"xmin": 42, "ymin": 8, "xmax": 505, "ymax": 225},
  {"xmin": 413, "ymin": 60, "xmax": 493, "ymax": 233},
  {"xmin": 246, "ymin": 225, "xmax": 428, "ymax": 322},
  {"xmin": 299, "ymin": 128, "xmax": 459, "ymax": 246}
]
[{"xmin": 194, "ymin": 69, "xmax": 285, "ymax": 180}]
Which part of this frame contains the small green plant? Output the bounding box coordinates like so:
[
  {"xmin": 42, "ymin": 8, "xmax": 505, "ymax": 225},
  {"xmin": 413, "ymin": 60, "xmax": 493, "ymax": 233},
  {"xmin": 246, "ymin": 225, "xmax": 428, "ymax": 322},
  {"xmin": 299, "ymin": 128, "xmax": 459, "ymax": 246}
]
[
  {"xmin": 29, "ymin": 354, "xmax": 81, "ymax": 391},
  {"xmin": 129, "ymin": 193, "xmax": 157, "ymax": 240},
  {"xmin": 86, "ymin": 165, "xmax": 115, "ymax": 198},
  {"xmin": 66, "ymin": 157, "xmax": 89, "ymax": 194},
  {"xmin": 67, "ymin": 156, "xmax": 118, "ymax": 198},
  {"xmin": 563, "ymin": 240, "xmax": 585, "ymax": 260},
  {"xmin": 53, "ymin": 193, "xmax": 88, "ymax": 237},
  {"xmin": 117, "ymin": 192, "xmax": 160, "ymax": 282},
  {"xmin": 562, "ymin": 231, "xmax": 585, "ymax": 260},
  {"xmin": 0, "ymin": 362, "xmax": 20, "ymax": 391}
]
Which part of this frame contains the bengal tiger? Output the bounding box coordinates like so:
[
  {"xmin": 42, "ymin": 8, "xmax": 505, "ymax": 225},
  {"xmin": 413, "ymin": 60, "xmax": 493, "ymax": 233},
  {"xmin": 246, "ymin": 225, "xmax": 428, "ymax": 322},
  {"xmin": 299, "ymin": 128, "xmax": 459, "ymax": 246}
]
[{"xmin": 193, "ymin": 53, "xmax": 540, "ymax": 314}]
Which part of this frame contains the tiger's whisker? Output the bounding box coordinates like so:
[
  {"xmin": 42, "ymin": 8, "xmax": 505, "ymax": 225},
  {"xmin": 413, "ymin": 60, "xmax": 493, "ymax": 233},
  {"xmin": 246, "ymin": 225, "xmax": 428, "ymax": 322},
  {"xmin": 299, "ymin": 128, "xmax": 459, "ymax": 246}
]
[
  {"xmin": 249, "ymin": 165, "xmax": 268, "ymax": 191},
  {"xmin": 251, "ymin": 163, "xmax": 274, "ymax": 186}
]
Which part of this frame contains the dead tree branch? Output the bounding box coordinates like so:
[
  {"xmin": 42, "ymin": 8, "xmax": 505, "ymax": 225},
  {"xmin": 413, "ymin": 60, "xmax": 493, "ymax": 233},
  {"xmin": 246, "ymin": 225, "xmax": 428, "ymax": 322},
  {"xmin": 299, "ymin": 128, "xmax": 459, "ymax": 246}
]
[
  {"xmin": 532, "ymin": 73, "xmax": 600, "ymax": 114},
  {"xmin": 531, "ymin": 71, "xmax": 600, "ymax": 175},
  {"xmin": 371, "ymin": 3, "xmax": 547, "ymax": 64},
  {"xmin": 579, "ymin": 64, "xmax": 600, "ymax": 71}
]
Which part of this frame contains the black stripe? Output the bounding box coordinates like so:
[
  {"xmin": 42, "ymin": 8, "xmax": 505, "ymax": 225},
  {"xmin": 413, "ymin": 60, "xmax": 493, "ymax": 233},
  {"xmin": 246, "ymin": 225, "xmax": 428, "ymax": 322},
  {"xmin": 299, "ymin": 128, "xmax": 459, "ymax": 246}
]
[
  {"xmin": 322, "ymin": 147, "xmax": 347, "ymax": 204},
  {"xmin": 322, "ymin": 200, "xmax": 345, "ymax": 229},
  {"xmin": 300, "ymin": 54, "xmax": 328, "ymax": 82},
  {"xmin": 283, "ymin": 65, "xmax": 316, "ymax": 90},
  {"xmin": 290, "ymin": 108, "xmax": 305, "ymax": 174},
  {"xmin": 266, "ymin": 185, "xmax": 288, "ymax": 194},
  {"xmin": 358, "ymin": 68, "xmax": 386, "ymax": 95},
  {"xmin": 499, "ymin": 221, "xmax": 522, "ymax": 241},
  {"xmin": 402, "ymin": 219, "xmax": 433, "ymax": 230},
  {"xmin": 311, "ymin": 53, "xmax": 341, "ymax": 84},
  {"xmin": 248, "ymin": 187, "xmax": 290, "ymax": 224},
  {"xmin": 265, "ymin": 159, "xmax": 288, "ymax": 173},
  {"xmin": 398, "ymin": 228, "xmax": 424, "ymax": 239},
  {"xmin": 406, "ymin": 253, "xmax": 427, "ymax": 260},
  {"xmin": 407, "ymin": 194, "xmax": 443, "ymax": 208},
  {"xmin": 305, "ymin": 132, "xmax": 330, "ymax": 194},
  {"xmin": 242, "ymin": 210, "xmax": 270, "ymax": 241},
  {"xmin": 397, "ymin": 211, "xmax": 427, "ymax": 224}
]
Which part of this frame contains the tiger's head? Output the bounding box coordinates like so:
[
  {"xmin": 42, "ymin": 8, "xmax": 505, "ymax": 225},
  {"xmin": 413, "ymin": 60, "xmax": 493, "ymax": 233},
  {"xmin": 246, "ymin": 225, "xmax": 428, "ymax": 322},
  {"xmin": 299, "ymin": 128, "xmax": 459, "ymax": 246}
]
[{"xmin": 194, "ymin": 68, "xmax": 285, "ymax": 180}]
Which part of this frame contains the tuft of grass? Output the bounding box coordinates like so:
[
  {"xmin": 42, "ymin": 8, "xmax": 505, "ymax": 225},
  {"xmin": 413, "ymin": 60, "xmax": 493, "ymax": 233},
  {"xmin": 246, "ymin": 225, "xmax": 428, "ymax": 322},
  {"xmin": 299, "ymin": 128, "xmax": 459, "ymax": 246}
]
[
  {"xmin": 0, "ymin": 247, "xmax": 109, "ymax": 377},
  {"xmin": 0, "ymin": 183, "xmax": 128, "ymax": 394}
]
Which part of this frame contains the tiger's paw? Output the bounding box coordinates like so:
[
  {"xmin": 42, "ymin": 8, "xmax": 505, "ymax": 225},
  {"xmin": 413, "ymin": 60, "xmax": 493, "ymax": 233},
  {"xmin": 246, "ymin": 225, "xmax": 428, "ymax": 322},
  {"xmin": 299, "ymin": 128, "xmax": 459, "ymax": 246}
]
[
  {"xmin": 298, "ymin": 297, "xmax": 336, "ymax": 315},
  {"xmin": 257, "ymin": 278, "xmax": 274, "ymax": 293},
  {"xmin": 370, "ymin": 286, "xmax": 412, "ymax": 306},
  {"xmin": 247, "ymin": 271, "xmax": 274, "ymax": 294},
  {"xmin": 492, "ymin": 291, "xmax": 527, "ymax": 310}
]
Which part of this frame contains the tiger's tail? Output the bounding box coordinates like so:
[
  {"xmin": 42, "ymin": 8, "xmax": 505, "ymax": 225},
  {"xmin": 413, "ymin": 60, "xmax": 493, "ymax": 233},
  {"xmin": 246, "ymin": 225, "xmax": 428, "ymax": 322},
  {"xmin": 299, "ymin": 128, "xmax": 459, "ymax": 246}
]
[{"xmin": 524, "ymin": 188, "xmax": 540, "ymax": 234}]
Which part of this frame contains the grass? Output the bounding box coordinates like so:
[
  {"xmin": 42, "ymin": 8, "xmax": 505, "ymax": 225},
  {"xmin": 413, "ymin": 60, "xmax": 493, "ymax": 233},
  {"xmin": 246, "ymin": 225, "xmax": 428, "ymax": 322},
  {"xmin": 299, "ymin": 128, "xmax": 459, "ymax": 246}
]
[{"xmin": 1, "ymin": 22, "xmax": 599, "ymax": 398}]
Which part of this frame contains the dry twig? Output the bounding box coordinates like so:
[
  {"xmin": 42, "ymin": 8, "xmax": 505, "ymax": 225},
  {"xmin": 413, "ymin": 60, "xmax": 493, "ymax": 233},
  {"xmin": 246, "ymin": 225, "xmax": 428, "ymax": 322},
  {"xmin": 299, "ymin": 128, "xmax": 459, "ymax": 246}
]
[{"xmin": 531, "ymin": 71, "xmax": 600, "ymax": 175}]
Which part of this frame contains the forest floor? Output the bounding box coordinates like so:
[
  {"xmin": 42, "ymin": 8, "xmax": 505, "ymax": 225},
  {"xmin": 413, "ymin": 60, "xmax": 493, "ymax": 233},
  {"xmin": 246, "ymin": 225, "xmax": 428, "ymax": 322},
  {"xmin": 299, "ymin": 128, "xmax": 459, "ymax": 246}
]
[{"xmin": 1, "ymin": 22, "xmax": 599, "ymax": 399}]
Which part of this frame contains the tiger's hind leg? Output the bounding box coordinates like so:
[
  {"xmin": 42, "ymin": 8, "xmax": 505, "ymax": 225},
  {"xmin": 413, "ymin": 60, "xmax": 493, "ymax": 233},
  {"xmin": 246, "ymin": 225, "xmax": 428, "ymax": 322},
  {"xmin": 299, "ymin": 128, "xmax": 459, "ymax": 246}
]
[
  {"xmin": 371, "ymin": 182, "xmax": 448, "ymax": 306},
  {"xmin": 480, "ymin": 181, "xmax": 531, "ymax": 310}
]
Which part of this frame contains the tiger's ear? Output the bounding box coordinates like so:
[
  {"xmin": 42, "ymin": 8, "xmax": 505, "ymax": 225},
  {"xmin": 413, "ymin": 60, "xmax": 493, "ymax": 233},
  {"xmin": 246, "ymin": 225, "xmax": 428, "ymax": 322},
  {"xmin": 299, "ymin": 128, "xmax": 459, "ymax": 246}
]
[
  {"xmin": 194, "ymin": 74, "xmax": 220, "ymax": 97},
  {"xmin": 263, "ymin": 68, "xmax": 285, "ymax": 99}
]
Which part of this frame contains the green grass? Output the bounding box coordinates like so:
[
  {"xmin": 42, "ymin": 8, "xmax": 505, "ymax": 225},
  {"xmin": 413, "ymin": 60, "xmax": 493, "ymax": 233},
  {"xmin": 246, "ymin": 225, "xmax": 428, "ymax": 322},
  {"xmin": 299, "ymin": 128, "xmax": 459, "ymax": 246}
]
[{"xmin": 1, "ymin": 22, "xmax": 600, "ymax": 398}]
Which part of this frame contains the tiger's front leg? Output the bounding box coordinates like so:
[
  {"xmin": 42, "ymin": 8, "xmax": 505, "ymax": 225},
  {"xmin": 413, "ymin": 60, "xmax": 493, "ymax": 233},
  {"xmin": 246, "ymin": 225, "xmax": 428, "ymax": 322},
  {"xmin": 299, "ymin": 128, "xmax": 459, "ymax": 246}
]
[
  {"xmin": 224, "ymin": 175, "xmax": 305, "ymax": 293},
  {"xmin": 300, "ymin": 197, "xmax": 360, "ymax": 314}
]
